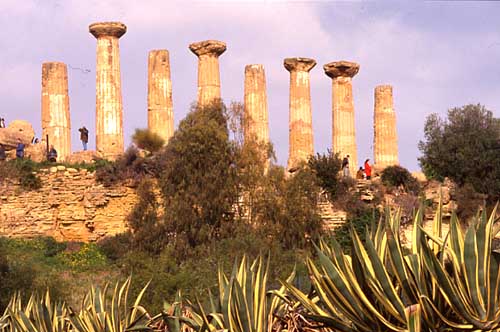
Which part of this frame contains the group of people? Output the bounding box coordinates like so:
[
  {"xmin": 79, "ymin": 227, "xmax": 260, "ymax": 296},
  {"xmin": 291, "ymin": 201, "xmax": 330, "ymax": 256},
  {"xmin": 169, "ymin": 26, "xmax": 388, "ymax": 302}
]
[
  {"xmin": 341, "ymin": 155, "xmax": 372, "ymax": 180},
  {"xmin": 0, "ymin": 125, "xmax": 89, "ymax": 163}
]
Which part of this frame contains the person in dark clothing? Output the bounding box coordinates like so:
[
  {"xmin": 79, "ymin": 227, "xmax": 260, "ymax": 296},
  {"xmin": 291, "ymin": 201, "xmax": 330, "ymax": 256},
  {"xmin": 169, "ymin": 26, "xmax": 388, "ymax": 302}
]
[
  {"xmin": 0, "ymin": 144, "xmax": 6, "ymax": 161},
  {"xmin": 78, "ymin": 126, "xmax": 89, "ymax": 151},
  {"xmin": 356, "ymin": 167, "xmax": 364, "ymax": 180},
  {"xmin": 16, "ymin": 139, "xmax": 25, "ymax": 159},
  {"xmin": 0, "ymin": 118, "xmax": 5, "ymax": 128},
  {"xmin": 48, "ymin": 145, "xmax": 58, "ymax": 162}
]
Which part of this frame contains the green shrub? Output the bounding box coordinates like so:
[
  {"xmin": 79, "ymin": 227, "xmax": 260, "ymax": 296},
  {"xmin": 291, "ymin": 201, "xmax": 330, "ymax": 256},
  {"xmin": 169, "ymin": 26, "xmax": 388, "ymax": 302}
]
[
  {"xmin": 132, "ymin": 128, "xmax": 165, "ymax": 153},
  {"xmin": 307, "ymin": 150, "xmax": 344, "ymax": 199},
  {"xmin": 58, "ymin": 243, "xmax": 107, "ymax": 271},
  {"xmin": 381, "ymin": 165, "xmax": 420, "ymax": 194},
  {"xmin": 0, "ymin": 159, "xmax": 42, "ymax": 190}
]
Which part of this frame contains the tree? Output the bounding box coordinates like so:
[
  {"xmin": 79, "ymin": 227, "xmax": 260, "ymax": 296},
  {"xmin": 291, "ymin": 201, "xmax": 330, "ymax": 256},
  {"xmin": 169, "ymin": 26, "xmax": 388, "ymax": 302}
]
[
  {"xmin": 418, "ymin": 104, "xmax": 500, "ymax": 200},
  {"xmin": 157, "ymin": 101, "xmax": 239, "ymax": 251}
]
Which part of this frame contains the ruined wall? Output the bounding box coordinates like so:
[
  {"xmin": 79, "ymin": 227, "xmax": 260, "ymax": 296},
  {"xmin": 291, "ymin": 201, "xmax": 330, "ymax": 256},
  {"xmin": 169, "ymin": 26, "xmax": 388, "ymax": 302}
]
[{"xmin": 0, "ymin": 166, "xmax": 136, "ymax": 242}]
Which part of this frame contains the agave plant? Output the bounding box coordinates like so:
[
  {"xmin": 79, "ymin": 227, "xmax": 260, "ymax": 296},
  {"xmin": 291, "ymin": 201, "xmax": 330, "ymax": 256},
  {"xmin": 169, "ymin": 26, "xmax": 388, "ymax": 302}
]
[
  {"xmin": 68, "ymin": 277, "xmax": 152, "ymax": 332},
  {"xmin": 0, "ymin": 291, "xmax": 70, "ymax": 332},
  {"xmin": 286, "ymin": 202, "xmax": 500, "ymax": 332},
  {"xmin": 157, "ymin": 256, "xmax": 294, "ymax": 332}
]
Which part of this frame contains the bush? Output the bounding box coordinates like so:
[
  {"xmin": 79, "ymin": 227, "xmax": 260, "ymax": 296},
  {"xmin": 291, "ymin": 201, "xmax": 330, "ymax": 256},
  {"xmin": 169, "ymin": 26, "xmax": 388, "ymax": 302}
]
[
  {"xmin": 132, "ymin": 128, "xmax": 165, "ymax": 153},
  {"xmin": 58, "ymin": 243, "xmax": 107, "ymax": 271},
  {"xmin": 0, "ymin": 159, "xmax": 42, "ymax": 190},
  {"xmin": 381, "ymin": 165, "xmax": 420, "ymax": 194},
  {"xmin": 307, "ymin": 150, "xmax": 344, "ymax": 200}
]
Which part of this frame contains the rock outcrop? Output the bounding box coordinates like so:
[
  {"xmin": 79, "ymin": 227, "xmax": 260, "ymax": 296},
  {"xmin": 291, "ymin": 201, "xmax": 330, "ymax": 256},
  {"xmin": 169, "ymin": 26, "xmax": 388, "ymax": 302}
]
[{"xmin": 0, "ymin": 120, "xmax": 35, "ymax": 150}]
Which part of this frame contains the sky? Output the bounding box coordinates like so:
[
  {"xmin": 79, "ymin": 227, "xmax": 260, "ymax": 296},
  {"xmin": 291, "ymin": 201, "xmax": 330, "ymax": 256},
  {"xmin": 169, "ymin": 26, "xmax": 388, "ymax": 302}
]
[{"xmin": 1, "ymin": 1, "xmax": 500, "ymax": 171}]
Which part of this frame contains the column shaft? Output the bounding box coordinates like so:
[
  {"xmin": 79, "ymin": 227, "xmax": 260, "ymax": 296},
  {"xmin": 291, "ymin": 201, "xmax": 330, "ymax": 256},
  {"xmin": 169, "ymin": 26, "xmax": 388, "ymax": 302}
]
[
  {"xmin": 148, "ymin": 50, "xmax": 174, "ymax": 144},
  {"xmin": 332, "ymin": 77, "xmax": 357, "ymax": 174},
  {"xmin": 41, "ymin": 62, "xmax": 71, "ymax": 160},
  {"xmin": 244, "ymin": 64, "xmax": 269, "ymax": 145},
  {"xmin": 374, "ymin": 85, "xmax": 399, "ymax": 168},
  {"xmin": 285, "ymin": 58, "xmax": 316, "ymax": 171}
]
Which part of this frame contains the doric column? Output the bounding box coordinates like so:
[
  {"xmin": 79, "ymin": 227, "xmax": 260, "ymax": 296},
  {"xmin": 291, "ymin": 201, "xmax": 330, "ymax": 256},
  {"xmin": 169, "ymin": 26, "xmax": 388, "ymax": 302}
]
[
  {"xmin": 244, "ymin": 64, "xmax": 269, "ymax": 145},
  {"xmin": 189, "ymin": 40, "xmax": 226, "ymax": 106},
  {"xmin": 89, "ymin": 21, "xmax": 126, "ymax": 160},
  {"xmin": 148, "ymin": 50, "xmax": 174, "ymax": 144},
  {"xmin": 41, "ymin": 62, "xmax": 71, "ymax": 161},
  {"xmin": 374, "ymin": 85, "xmax": 399, "ymax": 168},
  {"xmin": 324, "ymin": 61, "xmax": 360, "ymax": 176},
  {"xmin": 284, "ymin": 57, "xmax": 316, "ymax": 171}
]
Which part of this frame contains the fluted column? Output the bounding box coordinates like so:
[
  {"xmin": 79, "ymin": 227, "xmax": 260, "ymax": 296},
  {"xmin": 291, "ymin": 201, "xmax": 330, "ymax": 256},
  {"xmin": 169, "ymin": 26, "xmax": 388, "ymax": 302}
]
[
  {"xmin": 374, "ymin": 85, "xmax": 399, "ymax": 168},
  {"xmin": 189, "ymin": 40, "xmax": 226, "ymax": 106},
  {"xmin": 89, "ymin": 21, "xmax": 126, "ymax": 160},
  {"xmin": 324, "ymin": 61, "xmax": 359, "ymax": 176},
  {"xmin": 41, "ymin": 62, "xmax": 71, "ymax": 160},
  {"xmin": 284, "ymin": 57, "xmax": 316, "ymax": 171},
  {"xmin": 148, "ymin": 50, "xmax": 174, "ymax": 144},
  {"xmin": 244, "ymin": 64, "xmax": 269, "ymax": 143}
]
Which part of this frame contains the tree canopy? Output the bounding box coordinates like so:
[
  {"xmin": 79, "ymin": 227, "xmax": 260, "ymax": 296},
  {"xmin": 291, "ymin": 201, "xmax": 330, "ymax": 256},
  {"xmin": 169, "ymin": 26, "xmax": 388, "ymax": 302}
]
[{"xmin": 418, "ymin": 104, "xmax": 500, "ymax": 200}]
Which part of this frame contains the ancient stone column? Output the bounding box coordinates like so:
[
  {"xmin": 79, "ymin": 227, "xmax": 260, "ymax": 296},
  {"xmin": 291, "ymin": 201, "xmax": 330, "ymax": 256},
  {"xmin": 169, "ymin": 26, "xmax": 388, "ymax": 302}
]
[
  {"xmin": 284, "ymin": 58, "xmax": 316, "ymax": 171},
  {"xmin": 89, "ymin": 21, "xmax": 127, "ymax": 160},
  {"xmin": 41, "ymin": 62, "xmax": 71, "ymax": 161},
  {"xmin": 189, "ymin": 40, "xmax": 226, "ymax": 106},
  {"xmin": 324, "ymin": 61, "xmax": 360, "ymax": 176},
  {"xmin": 374, "ymin": 85, "xmax": 399, "ymax": 168},
  {"xmin": 244, "ymin": 64, "xmax": 269, "ymax": 145},
  {"xmin": 148, "ymin": 50, "xmax": 174, "ymax": 144}
]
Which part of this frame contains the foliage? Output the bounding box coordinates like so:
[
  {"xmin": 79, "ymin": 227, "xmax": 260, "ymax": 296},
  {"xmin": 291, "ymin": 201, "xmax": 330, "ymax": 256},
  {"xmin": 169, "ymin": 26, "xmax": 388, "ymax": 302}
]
[
  {"xmin": 381, "ymin": 165, "xmax": 420, "ymax": 194},
  {"xmin": 286, "ymin": 203, "xmax": 500, "ymax": 332},
  {"xmin": 58, "ymin": 243, "xmax": 107, "ymax": 271},
  {"xmin": 157, "ymin": 101, "xmax": 239, "ymax": 250},
  {"xmin": 307, "ymin": 150, "xmax": 344, "ymax": 200},
  {"xmin": 0, "ymin": 159, "xmax": 42, "ymax": 190},
  {"xmin": 132, "ymin": 128, "xmax": 165, "ymax": 153},
  {"xmin": 418, "ymin": 104, "xmax": 500, "ymax": 200}
]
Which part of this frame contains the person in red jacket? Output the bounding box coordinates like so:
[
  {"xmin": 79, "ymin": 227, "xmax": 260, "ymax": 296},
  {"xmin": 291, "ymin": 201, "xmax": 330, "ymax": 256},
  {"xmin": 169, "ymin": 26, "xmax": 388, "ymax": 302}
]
[{"xmin": 364, "ymin": 159, "xmax": 372, "ymax": 180}]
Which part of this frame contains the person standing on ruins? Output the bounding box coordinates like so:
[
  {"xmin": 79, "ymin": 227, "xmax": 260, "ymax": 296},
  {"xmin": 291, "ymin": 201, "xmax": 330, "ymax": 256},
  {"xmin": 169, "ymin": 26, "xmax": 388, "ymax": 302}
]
[
  {"xmin": 16, "ymin": 139, "xmax": 25, "ymax": 159},
  {"xmin": 342, "ymin": 154, "xmax": 350, "ymax": 177},
  {"xmin": 0, "ymin": 118, "xmax": 5, "ymax": 128},
  {"xmin": 364, "ymin": 158, "xmax": 372, "ymax": 180},
  {"xmin": 48, "ymin": 145, "xmax": 58, "ymax": 162},
  {"xmin": 79, "ymin": 126, "xmax": 89, "ymax": 151},
  {"xmin": 0, "ymin": 144, "xmax": 6, "ymax": 161}
]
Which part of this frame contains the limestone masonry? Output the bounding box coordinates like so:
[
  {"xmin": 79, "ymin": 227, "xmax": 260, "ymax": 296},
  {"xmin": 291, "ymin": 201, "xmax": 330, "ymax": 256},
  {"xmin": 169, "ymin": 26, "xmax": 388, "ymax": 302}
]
[
  {"xmin": 148, "ymin": 50, "xmax": 174, "ymax": 144},
  {"xmin": 0, "ymin": 167, "xmax": 135, "ymax": 242},
  {"xmin": 89, "ymin": 22, "xmax": 126, "ymax": 160},
  {"xmin": 189, "ymin": 40, "xmax": 226, "ymax": 106},
  {"xmin": 374, "ymin": 85, "xmax": 399, "ymax": 168},
  {"xmin": 41, "ymin": 62, "xmax": 71, "ymax": 161},
  {"xmin": 324, "ymin": 61, "xmax": 360, "ymax": 176},
  {"xmin": 284, "ymin": 57, "xmax": 316, "ymax": 171}
]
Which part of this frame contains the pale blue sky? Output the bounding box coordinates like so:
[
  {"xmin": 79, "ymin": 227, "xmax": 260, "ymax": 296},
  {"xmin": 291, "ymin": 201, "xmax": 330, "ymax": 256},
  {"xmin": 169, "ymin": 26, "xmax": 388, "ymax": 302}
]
[{"xmin": 1, "ymin": 1, "xmax": 499, "ymax": 170}]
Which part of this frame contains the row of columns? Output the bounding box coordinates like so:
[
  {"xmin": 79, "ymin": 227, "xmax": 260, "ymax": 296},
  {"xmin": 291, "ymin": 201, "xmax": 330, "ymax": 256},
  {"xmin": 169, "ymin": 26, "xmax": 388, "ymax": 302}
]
[{"xmin": 41, "ymin": 21, "xmax": 398, "ymax": 170}]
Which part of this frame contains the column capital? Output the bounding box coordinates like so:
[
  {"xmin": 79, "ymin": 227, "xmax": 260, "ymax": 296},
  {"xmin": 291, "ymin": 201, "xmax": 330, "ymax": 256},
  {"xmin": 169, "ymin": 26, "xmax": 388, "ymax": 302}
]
[
  {"xmin": 375, "ymin": 84, "xmax": 393, "ymax": 94},
  {"xmin": 189, "ymin": 40, "xmax": 226, "ymax": 57},
  {"xmin": 245, "ymin": 64, "xmax": 264, "ymax": 72},
  {"xmin": 284, "ymin": 57, "xmax": 316, "ymax": 72},
  {"xmin": 89, "ymin": 22, "xmax": 127, "ymax": 39},
  {"xmin": 323, "ymin": 61, "xmax": 359, "ymax": 79}
]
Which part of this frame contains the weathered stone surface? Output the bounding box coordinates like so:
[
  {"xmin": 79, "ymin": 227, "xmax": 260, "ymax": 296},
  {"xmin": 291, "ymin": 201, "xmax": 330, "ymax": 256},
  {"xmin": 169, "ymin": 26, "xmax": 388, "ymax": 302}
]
[
  {"xmin": 0, "ymin": 170, "xmax": 136, "ymax": 242},
  {"xmin": 41, "ymin": 62, "xmax": 71, "ymax": 161},
  {"xmin": 25, "ymin": 142, "xmax": 47, "ymax": 162},
  {"xmin": 148, "ymin": 50, "xmax": 174, "ymax": 144},
  {"xmin": 189, "ymin": 40, "xmax": 226, "ymax": 106},
  {"xmin": 0, "ymin": 120, "xmax": 35, "ymax": 150},
  {"xmin": 374, "ymin": 85, "xmax": 398, "ymax": 168},
  {"xmin": 324, "ymin": 61, "xmax": 359, "ymax": 176},
  {"xmin": 89, "ymin": 21, "xmax": 127, "ymax": 160},
  {"xmin": 284, "ymin": 57, "xmax": 316, "ymax": 171},
  {"xmin": 66, "ymin": 150, "xmax": 102, "ymax": 164},
  {"xmin": 244, "ymin": 64, "xmax": 269, "ymax": 167}
]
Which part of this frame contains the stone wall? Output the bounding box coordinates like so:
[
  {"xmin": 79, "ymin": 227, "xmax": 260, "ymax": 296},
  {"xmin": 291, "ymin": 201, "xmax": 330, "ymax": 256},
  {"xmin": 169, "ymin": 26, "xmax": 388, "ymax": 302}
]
[{"xmin": 0, "ymin": 166, "xmax": 136, "ymax": 242}]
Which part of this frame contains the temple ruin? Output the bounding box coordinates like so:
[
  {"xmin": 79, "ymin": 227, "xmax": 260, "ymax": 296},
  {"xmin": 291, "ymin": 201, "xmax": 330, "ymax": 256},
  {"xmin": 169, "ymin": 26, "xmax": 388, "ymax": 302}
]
[
  {"xmin": 284, "ymin": 57, "xmax": 316, "ymax": 171},
  {"xmin": 374, "ymin": 85, "xmax": 399, "ymax": 168},
  {"xmin": 324, "ymin": 61, "xmax": 360, "ymax": 175},
  {"xmin": 89, "ymin": 21, "xmax": 127, "ymax": 160},
  {"xmin": 41, "ymin": 62, "xmax": 71, "ymax": 160},
  {"xmin": 189, "ymin": 40, "xmax": 226, "ymax": 106},
  {"xmin": 148, "ymin": 50, "xmax": 174, "ymax": 144}
]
